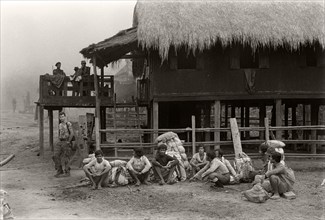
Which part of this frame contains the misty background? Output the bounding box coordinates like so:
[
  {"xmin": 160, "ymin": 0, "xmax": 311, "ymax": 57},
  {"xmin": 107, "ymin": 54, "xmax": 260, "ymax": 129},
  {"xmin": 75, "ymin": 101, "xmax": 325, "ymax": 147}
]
[{"xmin": 0, "ymin": 0, "xmax": 136, "ymax": 111}]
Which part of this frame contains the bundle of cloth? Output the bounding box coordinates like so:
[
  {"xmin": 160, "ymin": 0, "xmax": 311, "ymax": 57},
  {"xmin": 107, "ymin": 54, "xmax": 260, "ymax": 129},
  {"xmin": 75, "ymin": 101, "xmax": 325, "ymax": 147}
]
[{"xmin": 155, "ymin": 132, "xmax": 189, "ymax": 181}]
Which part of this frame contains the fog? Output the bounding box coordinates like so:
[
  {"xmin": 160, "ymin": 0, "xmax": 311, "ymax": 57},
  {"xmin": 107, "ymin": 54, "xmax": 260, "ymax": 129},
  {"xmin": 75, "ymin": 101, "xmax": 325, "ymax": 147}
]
[{"xmin": 0, "ymin": 0, "xmax": 136, "ymax": 111}]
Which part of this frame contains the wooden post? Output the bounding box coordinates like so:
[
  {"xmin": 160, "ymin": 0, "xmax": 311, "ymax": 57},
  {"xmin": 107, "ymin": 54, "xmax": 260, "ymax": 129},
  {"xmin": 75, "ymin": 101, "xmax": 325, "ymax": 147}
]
[
  {"xmin": 93, "ymin": 56, "xmax": 100, "ymax": 150},
  {"xmin": 292, "ymin": 105, "xmax": 297, "ymax": 151},
  {"xmin": 153, "ymin": 101, "xmax": 159, "ymax": 142},
  {"xmin": 240, "ymin": 105, "xmax": 244, "ymax": 139},
  {"xmin": 275, "ymin": 99, "xmax": 282, "ymax": 139},
  {"xmin": 191, "ymin": 115, "xmax": 196, "ymax": 156},
  {"xmin": 284, "ymin": 105, "xmax": 289, "ymax": 139},
  {"xmin": 49, "ymin": 109, "xmax": 54, "ymax": 152},
  {"xmin": 39, "ymin": 105, "xmax": 44, "ymax": 157},
  {"xmin": 245, "ymin": 106, "xmax": 250, "ymax": 139},
  {"xmin": 214, "ymin": 100, "xmax": 221, "ymax": 150},
  {"xmin": 265, "ymin": 118, "xmax": 270, "ymax": 141},
  {"xmin": 100, "ymin": 67, "xmax": 104, "ymax": 95},
  {"xmin": 259, "ymin": 105, "xmax": 266, "ymax": 140},
  {"xmin": 100, "ymin": 107, "xmax": 106, "ymax": 142},
  {"xmin": 230, "ymin": 118, "xmax": 242, "ymax": 158},
  {"xmin": 311, "ymin": 104, "xmax": 318, "ymax": 154},
  {"xmin": 231, "ymin": 105, "xmax": 236, "ymax": 118}
]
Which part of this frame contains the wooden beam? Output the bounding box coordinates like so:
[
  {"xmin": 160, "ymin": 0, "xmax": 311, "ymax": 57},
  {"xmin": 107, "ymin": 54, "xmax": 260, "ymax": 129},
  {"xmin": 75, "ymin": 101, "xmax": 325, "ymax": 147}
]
[
  {"xmin": 214, "ymin": 100, "xmax": 221, "ymax": 150},
  {"xmin": 275, "ymin": 99, "xmax": 282, "ymax": 139},
  {"xmin": 39, "ymin": 105, "xmax": 44, "ymax": 157},
  {"xmin": 49, "ymin": 109, "xmax": 54, "ymax": 152},
  {"xmin": 230, "ymin": 118, "xmax": 242, "ymax": 158}
]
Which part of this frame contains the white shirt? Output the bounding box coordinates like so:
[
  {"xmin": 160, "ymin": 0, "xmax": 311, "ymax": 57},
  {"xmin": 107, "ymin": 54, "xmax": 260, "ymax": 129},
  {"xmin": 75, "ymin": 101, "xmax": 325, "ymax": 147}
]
[{"xmin": 85, "ymin": 159, "xmax": 111, "ymax": 175}]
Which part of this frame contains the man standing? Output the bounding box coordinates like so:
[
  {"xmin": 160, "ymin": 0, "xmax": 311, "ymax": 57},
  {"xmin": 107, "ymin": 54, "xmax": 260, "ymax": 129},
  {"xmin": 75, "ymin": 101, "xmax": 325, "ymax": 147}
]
[
  {"xmin": 53, "ymin": 62, "xmax": 66, "ymax": 76},
  {"xmin": 52, "ymin": 112, "xmax": 74, "ymax": 177},
  {"xmin": 79, "ymin": 61, "xmax": 91, "ymax": 96}
]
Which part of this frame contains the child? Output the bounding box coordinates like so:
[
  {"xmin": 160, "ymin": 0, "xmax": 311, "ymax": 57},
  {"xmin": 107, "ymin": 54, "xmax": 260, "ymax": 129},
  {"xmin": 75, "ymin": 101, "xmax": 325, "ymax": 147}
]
[
  {"xmin": 83, "ymin": 150, "xmax": 111, "ymax": 190},
  {"xmin": 152, "ymin": 143, "xmax": 179, "ymax": 185},
  {"xmin": 126, "ymin": 148, "xmax": 152, "ymax": 186},
  {"xmin": 266, "ymin": 152, "xmax": 295, "ymax": 199},
  {"xmin": 190, "ymin": 145, "xmax": 208, "ymax": 176}
]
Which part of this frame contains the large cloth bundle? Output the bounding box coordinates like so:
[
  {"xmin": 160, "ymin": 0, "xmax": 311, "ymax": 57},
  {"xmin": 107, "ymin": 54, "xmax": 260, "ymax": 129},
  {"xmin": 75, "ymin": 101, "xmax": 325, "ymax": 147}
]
[
  {"xmin": 242, "ymin": 183, "xmax": 270, "ymax": 203},
  {"xmin": 234, "ymin": 152, "xmax": 255, "ymax": 182}
]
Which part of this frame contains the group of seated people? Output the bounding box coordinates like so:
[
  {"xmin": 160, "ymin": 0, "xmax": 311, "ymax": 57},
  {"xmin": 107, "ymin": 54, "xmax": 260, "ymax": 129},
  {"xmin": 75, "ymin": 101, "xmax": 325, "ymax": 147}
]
[{"xmin": 83, "ymin": 141, "xmax": 295, "ymax": 200}]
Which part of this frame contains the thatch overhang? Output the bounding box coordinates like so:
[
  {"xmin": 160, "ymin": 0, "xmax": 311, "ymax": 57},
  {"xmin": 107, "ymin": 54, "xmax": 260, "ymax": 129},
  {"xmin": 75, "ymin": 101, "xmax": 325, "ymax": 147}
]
[
  {"xmin": 134, "ymin": 0, "xmax": 325, "ymax": 60},
  {"xmin": 80, "ymin": 27, "xmax": 138, "ymax": 68}
]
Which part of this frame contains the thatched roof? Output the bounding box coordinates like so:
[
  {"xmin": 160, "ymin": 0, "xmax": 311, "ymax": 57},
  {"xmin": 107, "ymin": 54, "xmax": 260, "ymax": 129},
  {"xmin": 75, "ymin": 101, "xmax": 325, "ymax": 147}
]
[
  {"xmin": 80, "ymin": 27, "xmax": 137, "ymax": 67},
  {"xmin": 134, "ymin": 0, "xmax": 325, "ymax": 60}
]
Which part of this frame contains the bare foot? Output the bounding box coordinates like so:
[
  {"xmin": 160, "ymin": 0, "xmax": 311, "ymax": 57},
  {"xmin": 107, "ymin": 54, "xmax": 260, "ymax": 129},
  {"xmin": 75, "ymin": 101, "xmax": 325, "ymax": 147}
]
[
  {"xmin": 97, "ymin": 185, "xmax": 103, "ymax": 190},
  {"xmin": 143, "ymin": 181, "xmax": 151, "ymax": 185},
  {"xmin": 135, "ymin": 181, "xmax": 141, "ymax": 187},
  {"xmin": 91, "ymin": 184, "xmax": 97, "ymax": 190},
  {"xmin": 270, "ymin": 194, "xmax": 280, "ymax": 200},
  {"xmin": 159, "ymin": 180, "xmax": 165, "ymax": 185}
]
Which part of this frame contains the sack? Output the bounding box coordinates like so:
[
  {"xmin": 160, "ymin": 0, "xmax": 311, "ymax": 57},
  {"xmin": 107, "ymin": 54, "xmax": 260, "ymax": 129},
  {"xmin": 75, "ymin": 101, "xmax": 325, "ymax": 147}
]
[
  {"xmin": 242, "ymin": 183, "xmax": 270, "ymax": 203},
  {"xmin": 235, "ymin": 152, "xmax": 255, "ymax": 182},
  {"xmin": 110, "ymin": 167, "xmax": 128, "ymax": 186}
]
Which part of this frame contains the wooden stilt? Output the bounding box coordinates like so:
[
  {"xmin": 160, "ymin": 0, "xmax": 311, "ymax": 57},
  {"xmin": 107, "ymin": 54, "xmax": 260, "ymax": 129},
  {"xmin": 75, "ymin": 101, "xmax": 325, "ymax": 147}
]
[
  {"xmin": 204, "ymin": 103, "xmax": 211, "ymax": 150},
  {"xmin": 284, "ymin": 104, "xmax": 289, "ymax": 139},
  {"xmin": 39, "ymin": 105, "xmax": 44, "ymax": 157},
  {"xmin": 259, "ymin": 104, "xmax": 266, "ymax": 140},
  {"xmin": 214, "ymin": 100, "xmax": 221, "ymax": 150},
  {"xmin": 231, "ymin": 105, "xmax": 236, "ymax": 118},
  {"xmin": 275, "ymin": 99, "xmax": 282, "ymax": 140},
  {"xmin": 225, "ymin": 104, "xmax": 230, "ymax": 140},
  {"xmin": 92, "ymin": 56, "xmax": 100, "ymax": 150},
  {"xmin": 49, "ymin": 109, "xmax": 54, "ymax": 152},
  {"xmin": 100, "ymin": 107, "xmax": 106, "ymax": 142},
  {"xmin": 192, "ymin": 115, "xmax": 196, "ymax": 156},
  {"xmin": 292, "ymin": 104, "xmax": 297, "ymax": 151},
  {"xmin": 240, "ymin": 105, "xmax": 244, "ymax": 139},
  {"xmin": 153, "ymin": 101, "xmax": 159, "ymax": 142}
]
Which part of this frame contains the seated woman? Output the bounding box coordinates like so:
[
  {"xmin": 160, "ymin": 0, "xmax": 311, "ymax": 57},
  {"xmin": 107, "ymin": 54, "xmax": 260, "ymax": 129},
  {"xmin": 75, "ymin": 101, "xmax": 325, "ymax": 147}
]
[
  {"xmin": 152, "ymin": 143, "xmax": 179, "ymax": 185},
  {"xmin": 266, "ymin": 152, "xmax": 295, "ymax": 200},
  {"xmin": 126, "ymin": 148, "xmax": 152, "ymax": 186},
  {"xmin": 83, "ymin": 150, "xmax": 111, "ymax": 190},
  {"xmin": 190, "ymin": 151, "xmax": 230, "ymax": 188},
  {"xmin": 190, "ymin": 145, "xmax": 208, "ymax": 176}
]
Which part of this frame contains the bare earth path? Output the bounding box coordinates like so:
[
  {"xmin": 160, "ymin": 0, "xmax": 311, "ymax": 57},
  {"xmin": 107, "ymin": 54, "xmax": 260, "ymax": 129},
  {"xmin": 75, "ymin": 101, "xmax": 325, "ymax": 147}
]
[{"xmin": 1, "ymin": 111, "xmax": 324, "ymax": 219}]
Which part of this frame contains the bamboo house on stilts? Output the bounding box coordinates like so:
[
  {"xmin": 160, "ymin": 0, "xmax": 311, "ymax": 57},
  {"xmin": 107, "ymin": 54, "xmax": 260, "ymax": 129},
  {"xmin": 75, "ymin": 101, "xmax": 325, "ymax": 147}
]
[{"xmin": 77, "ymin": 0, "xmax": 325, "ymax": 158}]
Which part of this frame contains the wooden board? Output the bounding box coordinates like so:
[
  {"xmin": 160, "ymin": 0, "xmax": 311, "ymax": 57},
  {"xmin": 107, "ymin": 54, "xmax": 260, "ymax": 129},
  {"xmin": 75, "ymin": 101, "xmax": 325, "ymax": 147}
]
[{"xmin": 230, "ymin": 118, "xmax": 242, "ymax": 158}]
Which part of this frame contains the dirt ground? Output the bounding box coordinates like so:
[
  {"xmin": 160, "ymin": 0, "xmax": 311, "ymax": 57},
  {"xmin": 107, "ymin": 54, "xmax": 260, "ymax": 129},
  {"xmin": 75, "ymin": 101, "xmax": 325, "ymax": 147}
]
[{"xmin": 1, "ymin": 110, "xmax": 325, "ymax": 220}]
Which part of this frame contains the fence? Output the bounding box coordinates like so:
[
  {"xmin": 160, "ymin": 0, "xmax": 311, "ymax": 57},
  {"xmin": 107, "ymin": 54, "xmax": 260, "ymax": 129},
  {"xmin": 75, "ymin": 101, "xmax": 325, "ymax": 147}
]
[{"xmin": 99, "ymin": 117, "xmax": 325, "ymax": 159}]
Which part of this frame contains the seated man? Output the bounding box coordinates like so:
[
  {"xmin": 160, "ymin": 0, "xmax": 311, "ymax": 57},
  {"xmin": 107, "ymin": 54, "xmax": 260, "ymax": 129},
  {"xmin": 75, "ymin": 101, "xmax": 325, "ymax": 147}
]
[
  {"xmin": 152, "ymin": 143, "xmax": 179, "ymax": 185},
  {"xmin": 126, "ymin": 148, "xmax": 152, "ymax": 186},
  {"xmin": 190, "ymin": 145, "xmax": 208, "ymax": 176},
  {"xmin": 216, "ymin": 149, "xmax": 240, "ymax": 183},
  {"xmin": 190, "ymin": 151, "xmax": 230, "ymax": 188},
  {"xmin": 83, "ymin": 150, "xmax": 111, "ymax": 190},
  {"xmin": 265, "ymin": 152, "xmax": 295, "ymax": 200}
]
